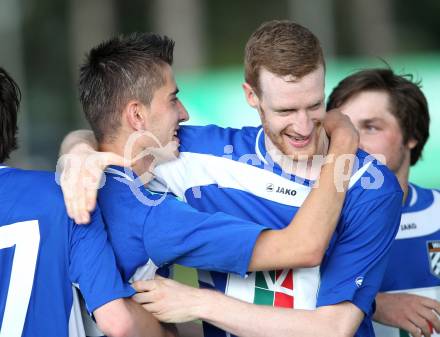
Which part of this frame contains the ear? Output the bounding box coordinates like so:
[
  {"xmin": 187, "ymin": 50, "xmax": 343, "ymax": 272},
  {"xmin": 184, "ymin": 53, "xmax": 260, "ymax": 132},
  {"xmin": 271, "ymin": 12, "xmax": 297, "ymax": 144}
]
[
  {"xmin": 242, "ymin": 82, "xmax": 260, "ymax": 108},
  {"xmin": 407, "ymin": 138, "xmax": 418, "ymax": 150},
  {"xmin": 124, "ymin": 100, "xmax": 147, "ymax": 131}
]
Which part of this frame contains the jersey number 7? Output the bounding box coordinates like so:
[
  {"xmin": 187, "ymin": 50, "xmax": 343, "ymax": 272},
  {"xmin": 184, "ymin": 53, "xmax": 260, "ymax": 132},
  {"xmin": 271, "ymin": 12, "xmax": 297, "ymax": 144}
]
[{"xmin": 0, "ymin": 220, "xmax": 40, "ymax": 337}]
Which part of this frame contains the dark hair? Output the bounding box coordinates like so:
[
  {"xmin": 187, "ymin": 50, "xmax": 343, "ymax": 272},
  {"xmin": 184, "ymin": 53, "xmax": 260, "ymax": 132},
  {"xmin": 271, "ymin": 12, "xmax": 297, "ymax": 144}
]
[
  {"xmin": 0, "ymin": 67, "xmax": 20, "ymax": 162},
  {"xmin": 327, "ymin": 68, "xmax": 430, "ymax": 166},
  {"xmin": 79, "ymin": 32, "xmax": 175, "ymax": 143},
  {"xmin": 245, "ymin": 20, "xmax": 325, "ymax": 96}
]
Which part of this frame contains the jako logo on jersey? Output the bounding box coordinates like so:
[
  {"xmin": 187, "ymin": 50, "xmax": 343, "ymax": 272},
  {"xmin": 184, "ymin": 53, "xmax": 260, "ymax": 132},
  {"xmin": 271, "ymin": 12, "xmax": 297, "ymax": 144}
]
[
  {"xmin": 355, "ymin": 276, "xmax": 364, "ymax": 288},
  {"xmin": 401, "ymin": 222, "xmax": 417, "ymax": 231},
  {"xmin": 266, "ymin": 184, "xmax": 297, "ymax": 196}
]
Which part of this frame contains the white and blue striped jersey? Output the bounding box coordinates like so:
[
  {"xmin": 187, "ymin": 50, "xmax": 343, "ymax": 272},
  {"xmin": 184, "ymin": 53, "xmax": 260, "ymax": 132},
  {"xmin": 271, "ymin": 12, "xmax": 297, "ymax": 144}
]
[
  {"xmin": 374, "ymin": 183, "xmax": 440, "ymax": 337},
  {"xmin": 97, "ymin": 166, "xmax": 266, "ymax": 283},
  {"xmin": 151, "ymin": 125, "xmax": 403, "ymax": 337},
  {"xmin": 0, "ymin": 166, "xmax": 134, "ymax": 337},
  {"xmin": 77, "ymin": 164, "xmax": 268, "ymax": 337}
]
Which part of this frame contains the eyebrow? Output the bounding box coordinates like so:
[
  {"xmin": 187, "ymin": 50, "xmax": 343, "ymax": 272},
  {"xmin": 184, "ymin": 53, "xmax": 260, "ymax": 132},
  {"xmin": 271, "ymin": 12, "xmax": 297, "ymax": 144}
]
[
  {"xmin": 360, "ymin": 117, "xmax": 383, "ymax": 124},
  {"xmin": 274, "ymin": 99, "xmax": 323, "ymax": 112},
  {"xmin": 274, "ymin": 107, "xmax": 297, "ymax": 113},
  {"xmin": 308, "ymin": 100, "xmax": 323, "ymax": 108}
]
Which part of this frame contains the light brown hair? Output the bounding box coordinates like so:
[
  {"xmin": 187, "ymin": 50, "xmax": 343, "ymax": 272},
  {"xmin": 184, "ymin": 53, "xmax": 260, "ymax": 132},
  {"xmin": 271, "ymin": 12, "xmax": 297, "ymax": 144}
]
[{"xmin": 244, "ymin": 20, "xmax": 325, "ymax": 95}]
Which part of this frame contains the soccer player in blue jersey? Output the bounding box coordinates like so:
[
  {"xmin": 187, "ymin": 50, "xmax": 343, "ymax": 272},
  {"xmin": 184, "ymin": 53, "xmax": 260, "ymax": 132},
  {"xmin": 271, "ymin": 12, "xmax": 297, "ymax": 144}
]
[
  {"xmin": 327, "ymin": 68, "xmax": 439, "ymax": 337},
  {"xmin": 125, "ymin": 22, "xmax": 401, "ymax": 337},
  {"xmin": 59, "ymin": 22, "xmax": 402, "ymax": 337},
  {"xmin": 63, "ymin": 32, "xmax": 362, "ymax": 282},
  {"xmin": 59, "ymin": 32, "xmax": 363, "ymax": 336},
  {"xmin": 0, "ymin": 68, "xmax": 173, "ymax": 337},
  {"xmin": 62, "ymin": 30, "xmax": 359, "ymax": 290}
]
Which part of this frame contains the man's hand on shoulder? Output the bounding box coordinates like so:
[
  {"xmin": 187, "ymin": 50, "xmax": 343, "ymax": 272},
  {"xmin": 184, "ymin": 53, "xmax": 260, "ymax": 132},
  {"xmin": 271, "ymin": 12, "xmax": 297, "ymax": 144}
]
[
  {"xmin": 374, "ymin": 292, "xmax": 440, "ymax": 337},
  {"xmin": 57, "ymin": 130, "xmax": 127, "ymax": 224}
]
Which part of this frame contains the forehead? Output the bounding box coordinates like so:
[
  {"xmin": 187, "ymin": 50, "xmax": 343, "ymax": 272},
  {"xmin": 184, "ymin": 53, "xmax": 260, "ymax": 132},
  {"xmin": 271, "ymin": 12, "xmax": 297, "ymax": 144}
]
[
  {"xmin": 258, "ymin": 66, "xmax": 325, "ymax": 106},
  {"xmin": 162, "ymin": 64, "xmax": 177, "ymax": 88},
  {"xmin": 152, "ymin": 64, "xmax": 177, "ymax": 97},
  {"xmin": 340, "ymin": 90, "xmax": 396, "ymax": 122}
]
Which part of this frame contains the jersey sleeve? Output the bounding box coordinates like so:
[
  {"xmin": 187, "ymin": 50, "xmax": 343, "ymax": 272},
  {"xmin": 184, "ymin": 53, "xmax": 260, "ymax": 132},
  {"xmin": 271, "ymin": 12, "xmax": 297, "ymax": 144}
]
[
  {"xmin": 316, "ymin": 190, "xmax": 402, "ymax": 316},
  {"xmin": 143, "ymin": 195, "xmax": 267, "ymax": 277},
  {"xmin": 149, "ymin": 124, "xmax": 234, "ymax": 198},
  {"xmin": 68, "ymin": 207, "xmax": 135, "ymax": 313}
]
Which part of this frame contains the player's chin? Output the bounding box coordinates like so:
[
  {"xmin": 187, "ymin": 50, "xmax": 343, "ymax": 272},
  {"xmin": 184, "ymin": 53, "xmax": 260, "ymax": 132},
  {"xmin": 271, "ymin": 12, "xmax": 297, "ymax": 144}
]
[{"xmin": 283, "ymin": 146, "xmax": 316, "ymax": 161}]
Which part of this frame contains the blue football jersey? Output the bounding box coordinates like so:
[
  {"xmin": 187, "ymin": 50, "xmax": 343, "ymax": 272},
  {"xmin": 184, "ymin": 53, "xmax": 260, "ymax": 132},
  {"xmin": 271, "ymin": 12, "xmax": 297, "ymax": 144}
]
[
  {"xmin": 150, "ymin": 125, "xmax": 403, "ymax": 337},
  {"xmin": 0, "ymin": 167, "xmax": 134, "ymax": 337},
  {"xmin": 97, "ymin": 166, "xmax": 266, "ymax": 283},
  {"xmin": 374, "ymin": 184, "xmax": 440, "ymax": 337}
]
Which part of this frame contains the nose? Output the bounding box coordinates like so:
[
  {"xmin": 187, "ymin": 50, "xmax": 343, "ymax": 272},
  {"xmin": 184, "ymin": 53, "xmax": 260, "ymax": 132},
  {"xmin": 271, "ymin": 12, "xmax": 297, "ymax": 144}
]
[
  {"xmin": 291, "ymin": 110, "xmax": 315, "ymax": 136},
  {"xmin": 179, "ymin": 101, "xmax": 189, "ymax": 122}
]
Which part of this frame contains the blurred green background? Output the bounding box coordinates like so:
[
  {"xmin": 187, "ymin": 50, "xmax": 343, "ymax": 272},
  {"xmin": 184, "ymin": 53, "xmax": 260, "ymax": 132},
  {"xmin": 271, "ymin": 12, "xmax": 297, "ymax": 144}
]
[{"xmin": 1, "ymin": 0, "xmax": 439, "ymax": 284}]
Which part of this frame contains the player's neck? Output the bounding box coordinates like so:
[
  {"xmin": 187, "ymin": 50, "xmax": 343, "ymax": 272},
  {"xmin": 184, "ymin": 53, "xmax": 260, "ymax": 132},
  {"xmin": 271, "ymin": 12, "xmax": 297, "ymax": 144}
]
[
  {"xmin": 131, "ymin": 158, "xmax": 155, "ymax": 184},
  {"xmin": 100, "ymin": 136, "xmax": 155, "ymax": 184},
  {"xmin": 395, "ymin": 163, "xmax": 410, "ymax": 206},
  {"xmin": 265, "ymin": 136, "xmax": 325, "ymax": 181}
]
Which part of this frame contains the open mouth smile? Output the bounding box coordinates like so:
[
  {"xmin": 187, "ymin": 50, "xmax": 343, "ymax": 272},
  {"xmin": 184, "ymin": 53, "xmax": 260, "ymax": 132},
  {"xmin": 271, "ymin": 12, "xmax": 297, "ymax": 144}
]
[{"xmin": 285, "ymin": 133, "xmax": 312, "ymax": 148}]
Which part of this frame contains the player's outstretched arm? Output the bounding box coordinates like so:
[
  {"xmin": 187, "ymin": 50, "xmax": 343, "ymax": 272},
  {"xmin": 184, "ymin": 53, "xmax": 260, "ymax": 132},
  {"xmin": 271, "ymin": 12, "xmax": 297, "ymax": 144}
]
[
  {"xmin": 249, "ymin": 110, "xmax": 359, "ymax": 270},
  {"xmin": 132, "ymin": 277, "xmax": 364, "ymax": 337},
  {"xmin": 58, "ymin": 129, "xmax": 125, "ymax": 224},
  {"xmin": 374, "ymin": 292, "xmax": 440, "ymax": 337},
  {"xmin": 94, "ymin": 297, "xmax": 176, "ymax": 337}
]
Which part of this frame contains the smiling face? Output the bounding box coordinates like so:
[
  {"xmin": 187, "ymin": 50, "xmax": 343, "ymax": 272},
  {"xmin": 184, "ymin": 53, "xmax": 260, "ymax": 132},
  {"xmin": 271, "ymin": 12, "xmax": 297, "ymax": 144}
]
[
  {"xmin": 245, "ymin": 65, "xmax": 326, "ymax": 161},
  {"xmin": 142, "ymin": 64, "xmax": 189, "ymax": 159},
  {"xmin": 339, "ymin": 90, "xmax": 415, "ymax": 177}
]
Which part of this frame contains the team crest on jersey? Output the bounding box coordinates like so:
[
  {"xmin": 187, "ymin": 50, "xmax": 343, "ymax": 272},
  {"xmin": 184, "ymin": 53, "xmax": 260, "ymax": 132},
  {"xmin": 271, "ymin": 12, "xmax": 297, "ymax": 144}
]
[{"xmin": 427, "ymin": 241, "xmax": 440, "ymax": 278}]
